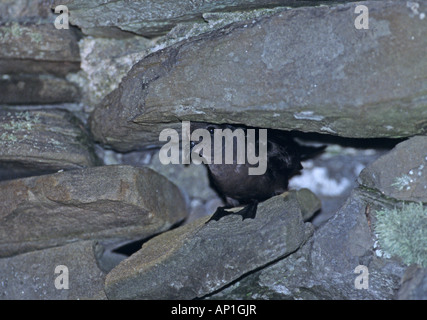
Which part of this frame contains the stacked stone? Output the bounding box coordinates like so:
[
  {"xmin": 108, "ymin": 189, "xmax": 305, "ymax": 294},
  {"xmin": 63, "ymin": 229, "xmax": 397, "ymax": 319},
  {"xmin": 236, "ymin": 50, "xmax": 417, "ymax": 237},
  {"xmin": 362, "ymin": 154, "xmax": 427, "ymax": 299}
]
[{"xmin": 0, "ymin": 0, "xmax": 426, "ymax": 300}]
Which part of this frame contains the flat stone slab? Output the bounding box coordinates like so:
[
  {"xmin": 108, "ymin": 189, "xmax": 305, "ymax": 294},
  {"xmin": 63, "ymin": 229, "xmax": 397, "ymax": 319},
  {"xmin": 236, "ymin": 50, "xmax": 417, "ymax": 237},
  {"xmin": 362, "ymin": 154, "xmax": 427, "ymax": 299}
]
[
  {"xmin": 90, "ymin": 1, "xmax": 427, "ymax": 151},
  {"xmin": 0, "ymin": 241, "xmax": 105, "ymax": 300},
  {"xmin": 0, "ymin": 165, "xmax": 188, "ymax": 257},
  {"xmin": 50, "ymin": 0, "xmax": 341, "ymax": 37},
  {"xmin": 0, "ymin": 108, "xmax": 98, "ymax": 180},
  {"xmin": 104, "ymin": 189, "xmax": 317, "ymax": 299},
  {"xmin": 0, "ymin": 75, "xmax": 79, "ymax": 105},
  {"xmin": 0, "ymin": 22, "xmax": 80, "ymax": 76}
]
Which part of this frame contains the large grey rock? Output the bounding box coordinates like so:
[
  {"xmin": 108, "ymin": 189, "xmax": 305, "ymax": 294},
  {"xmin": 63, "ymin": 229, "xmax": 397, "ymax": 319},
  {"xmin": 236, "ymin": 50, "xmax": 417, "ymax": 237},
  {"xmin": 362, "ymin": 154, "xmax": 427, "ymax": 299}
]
[
  {"xmin": 0, "ymin": 22, "xmax": 80, "ymax": 76},
  {"xmin": 68, "ymin": 7, "xmax": 298, "ymax": 109},
  {"xmin": 0, "ymin": 241, "xmax": 105, "ymax": 300},
  {"xmin": 69, "ymin": 7, "xmax": 288, "ymax": 108},
  {"xmin": 396, "ymin": 265, "xmax": 427, "ymax": 300},
  {"xmin": 51, "ymin": 0, "xmax": 351, "ymax": 37},
  {"xmin": 0, "ymin": 108, "xmax": 98, "ymax": 180},
  {"xmin": 358, "ymin": 136, "xmax": 427, "ymax": 203},
  {"xmin": 0, "ymin": 75, "xmax": 79, "ymax": 105},
  {"xmin": 358, "ymin": 136, "xmax": 427, "ymax": 269},
  {"xmin": 0, "ymin": 165, "xmax": 188, "ymax": 257},
  {"xmin": 210, "ymin": 188, "xmax": 406, "ymax": 299},
  {"xmin": 210, "ymin": 136, "xmax": 427, "ymax": 300},
  {"xmin": 90, "ymin": 1, "xmax": 427, "ymax": 152},
  {"xmin": 104, "ymin": 189, "xmax": 318, "ymax": 299}
]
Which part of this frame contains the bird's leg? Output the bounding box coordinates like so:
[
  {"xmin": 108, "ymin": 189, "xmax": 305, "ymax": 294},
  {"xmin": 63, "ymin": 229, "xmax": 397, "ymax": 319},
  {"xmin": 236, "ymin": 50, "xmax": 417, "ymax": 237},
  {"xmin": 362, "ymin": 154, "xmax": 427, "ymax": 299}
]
[
  {"xmin": 206, "ymin": 200, "xmax": 259, "ymax": 223},
  {"xmin": 206, "ymin": 206, "xmax": 231, "ymax": 223},
  {"xmin": 235, "ymin": 200, "xmax": 258, "ymax": 220}
]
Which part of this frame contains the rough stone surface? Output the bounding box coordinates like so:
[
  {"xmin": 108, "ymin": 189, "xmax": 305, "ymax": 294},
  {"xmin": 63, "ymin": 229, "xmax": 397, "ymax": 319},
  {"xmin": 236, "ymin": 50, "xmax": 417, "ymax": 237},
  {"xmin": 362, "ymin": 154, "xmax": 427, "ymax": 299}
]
[
  {"xmin": 210, "ymin": 188, "xmax": 406, "ymax": 300},
  {"xmin": 147, "ymin": 150, "xmax": 226, "ymax": 222},
  {"xmin": 67, "ymin": 36, "xmax": 154, "ymax": 108},
  {"xmin": 50, "ymin": 0, "xmax": 347, "ymax": 37},
  {"xmin": 209, "ymin": 136, "xmax": 427, "ymax": 300},
  {"xmin": 0, "ymin": 22, "xmax": 80, "ymax": 76},
  {"xmin": 0, "ymin": 241, "xmax": 105, "ymax": 300},
  {"xmin": 0, "ymin": 165, "xmax": 188, "ymax": 258},
  {"xmin": 90, "ymin": 1, "xmax": 427, "ymax": 152},
  {"xmin": 0, "ymin": 0, "xmax": 54, "ymax": 23},
  {"xmin": 358, "ymin": 136, "xmax": 427, "ymax": 203},
  {"xmin": 0, "ymin": 108, "xmax": 98, "ymax": 181},
  {"xmin": 70, "ymin": 7, "xmax": 288, "ymax": 108},
  {"xmin": 396, "ymin": 265, "xmax": 427, "ymax": 300},
  {"xmin": 0, "ymin": 75, "xmax": 80, "ymax": 105},
  {"xmin": 2, "ymin": 0, "xmax": 426, "ymax": 301},
  {"xmin": 104, "ymin": 189, "xmax": 318, "ymax": 299},
  {"xmin": 95, "ymin": 147, "xmax": 225, "ymax": 223}
]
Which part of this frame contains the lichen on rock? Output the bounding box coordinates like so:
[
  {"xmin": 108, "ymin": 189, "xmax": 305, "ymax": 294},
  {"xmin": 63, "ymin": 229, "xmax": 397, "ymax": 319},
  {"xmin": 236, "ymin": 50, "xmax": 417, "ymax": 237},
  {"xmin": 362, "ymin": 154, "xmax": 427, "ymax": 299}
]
[{"xmin": 375, "ymin": 202, "xmax": 427, "ymax": 267}]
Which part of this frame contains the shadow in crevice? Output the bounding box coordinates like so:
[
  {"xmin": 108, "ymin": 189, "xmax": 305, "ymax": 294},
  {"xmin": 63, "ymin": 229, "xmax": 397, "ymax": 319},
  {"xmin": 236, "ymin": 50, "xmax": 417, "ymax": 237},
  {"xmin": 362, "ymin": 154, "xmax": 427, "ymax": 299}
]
[{"xmin": 112, "ymin": 219, "xmax": 186, "ymax": 257}]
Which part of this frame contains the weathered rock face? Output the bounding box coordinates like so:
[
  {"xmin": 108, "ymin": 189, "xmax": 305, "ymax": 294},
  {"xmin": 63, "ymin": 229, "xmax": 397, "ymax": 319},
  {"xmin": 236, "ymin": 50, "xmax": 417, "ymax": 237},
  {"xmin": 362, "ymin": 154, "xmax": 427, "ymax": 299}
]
[
  {"xmin": 0, "ymin": 165, "xmax": 188, "ymax": 257},
  {"xmin": 209, "ymin": 137, "xmax": 427, "ymax": 299},
  {"xmin": 0, "ymin": 0, "xmax": 54, "ymax": 23},
  {"xmin": 0, "ymin": 22, "xmax": 80, "ymax": 76},
  {"xmin": 104, "ymin": 189, "xmax": 318, "ymax": 299},
  {"xmin": 51, "ymin": 0, "xmax": 352, "ymax": 37},
  {"xmin": 90, "ymin": 1, "xmax": 427, "ymax": 152},
  {"xmin": 105, "ymin": 192, "xmax": 317, "ymax": 299},
  {"xmin": 0, "ymin": 108, "xmax": 98, "ymax": 180},
  {"xmin": 396, "ymin": 265, "xmax": 427, "ymax": 300},
  {"xmin": 0, "ymin": 241, "xmax": 105, "ymax": 300},
  {"xmin": 1, "ymin": 0, "xmax": 426, "ymax": 301},
  {"xmin": 0, "ymin": 75, "xmax": 79, "ymax": 104},
  {"xmin": 209, "ymin": 188, "xmax": 405, "ymax": 299},
  {"xmin": 358, "ymin": 136, "xmax": 427, "ymax": 203},
  {"xmin": 67, "ymin": 36, "xmax": 154, "ymax": 107}
]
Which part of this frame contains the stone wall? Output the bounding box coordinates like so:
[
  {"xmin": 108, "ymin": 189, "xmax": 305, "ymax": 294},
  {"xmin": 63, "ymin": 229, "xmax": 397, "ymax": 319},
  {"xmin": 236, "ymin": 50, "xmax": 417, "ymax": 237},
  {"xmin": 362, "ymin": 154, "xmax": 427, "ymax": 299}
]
[{"xmin": 0, "ymin": 0, "xmax": 426, "ymax": 300}]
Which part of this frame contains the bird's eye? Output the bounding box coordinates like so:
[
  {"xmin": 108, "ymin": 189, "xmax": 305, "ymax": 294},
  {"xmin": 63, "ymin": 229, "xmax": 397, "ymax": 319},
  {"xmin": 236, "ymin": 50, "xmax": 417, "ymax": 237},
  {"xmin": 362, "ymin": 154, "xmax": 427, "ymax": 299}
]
[{"xmin": 207, "ymin": 126, "xmax": 215, "ymax": 134}]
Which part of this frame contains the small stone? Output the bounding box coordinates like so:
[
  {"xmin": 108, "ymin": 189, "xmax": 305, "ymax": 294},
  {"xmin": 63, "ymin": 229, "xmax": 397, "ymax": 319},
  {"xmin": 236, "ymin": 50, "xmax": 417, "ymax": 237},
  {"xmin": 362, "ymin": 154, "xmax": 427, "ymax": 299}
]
[{"xmin": 90, "ymin": 1, "xmax": 427, "ymax": 151}]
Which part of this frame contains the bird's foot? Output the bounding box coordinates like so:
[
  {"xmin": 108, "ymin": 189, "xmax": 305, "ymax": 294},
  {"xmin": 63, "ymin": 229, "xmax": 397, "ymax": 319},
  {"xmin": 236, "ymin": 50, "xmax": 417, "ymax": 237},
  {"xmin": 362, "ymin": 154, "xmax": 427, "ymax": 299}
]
[{"xmin": 206, "ymin": 201, "xmax": 258, "ymax": 224}]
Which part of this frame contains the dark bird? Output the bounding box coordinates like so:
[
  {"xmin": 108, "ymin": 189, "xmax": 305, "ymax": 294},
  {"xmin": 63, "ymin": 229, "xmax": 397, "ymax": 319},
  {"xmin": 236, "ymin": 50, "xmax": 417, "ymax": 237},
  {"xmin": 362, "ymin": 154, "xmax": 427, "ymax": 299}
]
[{"xmin": 190, "ymin": 123, "xmax": 324, "ymax": 222}]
